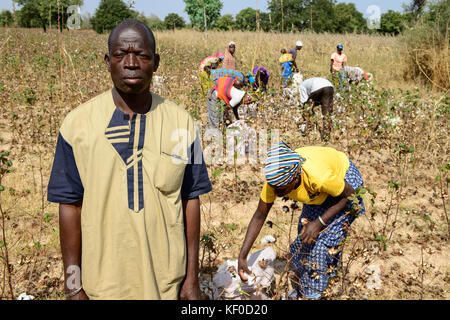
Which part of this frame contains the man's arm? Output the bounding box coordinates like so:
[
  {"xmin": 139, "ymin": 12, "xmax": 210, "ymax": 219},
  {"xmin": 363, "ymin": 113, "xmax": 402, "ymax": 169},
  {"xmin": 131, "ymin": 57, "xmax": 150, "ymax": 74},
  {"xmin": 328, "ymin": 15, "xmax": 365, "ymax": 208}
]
[
  {"xmin": 179, "ymin": 197, "xmax": 201, "ymax": 300},
  {"xmin": 59, "ymin": 200, "xmax": 89, "ymax": 300}
]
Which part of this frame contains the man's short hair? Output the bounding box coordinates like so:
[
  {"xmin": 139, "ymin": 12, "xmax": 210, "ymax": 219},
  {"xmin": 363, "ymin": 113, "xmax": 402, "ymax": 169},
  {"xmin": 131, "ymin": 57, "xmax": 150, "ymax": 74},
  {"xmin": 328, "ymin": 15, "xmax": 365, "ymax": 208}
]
[{"xmin": 108, "ymin": 19, "xmax": 156, "ymax": 53}]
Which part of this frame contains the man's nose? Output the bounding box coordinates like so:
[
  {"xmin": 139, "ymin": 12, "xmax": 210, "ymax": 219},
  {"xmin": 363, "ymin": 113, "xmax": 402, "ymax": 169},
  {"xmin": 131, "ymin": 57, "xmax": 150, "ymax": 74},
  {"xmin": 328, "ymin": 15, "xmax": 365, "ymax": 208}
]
[{"xmin": 124, "ymin": 53, "xmax": 139, "ymax": 69}]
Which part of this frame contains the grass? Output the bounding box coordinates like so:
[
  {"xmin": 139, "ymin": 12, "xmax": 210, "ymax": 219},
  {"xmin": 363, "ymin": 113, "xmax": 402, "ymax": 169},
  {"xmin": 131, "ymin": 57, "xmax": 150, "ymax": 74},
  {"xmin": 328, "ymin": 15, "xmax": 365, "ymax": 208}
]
[{"xmin": 0, "ymin": 27, "xmax": 449, "ymax": 300}]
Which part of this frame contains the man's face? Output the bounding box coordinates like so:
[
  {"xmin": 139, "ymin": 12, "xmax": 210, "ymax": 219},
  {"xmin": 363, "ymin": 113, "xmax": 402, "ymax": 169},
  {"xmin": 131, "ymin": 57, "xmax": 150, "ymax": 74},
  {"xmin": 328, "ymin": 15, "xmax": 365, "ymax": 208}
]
[
  {"xmin": 229, "ymin": 45, "xmax": 235, "ymax": 55},
  {"xmin": 296, "ymin": 46, "xmax": 302, "ymax": 51},
  {"xmin": 105, "ymin": 27, "xmax": 159, "ymax": 94}
]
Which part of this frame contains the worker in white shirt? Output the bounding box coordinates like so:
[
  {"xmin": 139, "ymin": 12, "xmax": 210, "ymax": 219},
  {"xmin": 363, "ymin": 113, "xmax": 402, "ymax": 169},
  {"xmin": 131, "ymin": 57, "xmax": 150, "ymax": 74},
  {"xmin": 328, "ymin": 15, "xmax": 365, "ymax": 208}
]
[{"xmin": 298, "ymin": 77, "xmax": 335, "ymax": 140}]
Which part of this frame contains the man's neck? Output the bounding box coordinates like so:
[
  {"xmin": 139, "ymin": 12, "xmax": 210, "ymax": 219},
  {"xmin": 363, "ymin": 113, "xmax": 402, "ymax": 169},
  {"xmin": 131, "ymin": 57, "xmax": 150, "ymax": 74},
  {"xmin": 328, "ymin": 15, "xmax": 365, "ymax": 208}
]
[{"xmin": 112, "ymin": 87, "xmax": 152, "ymax": 116}]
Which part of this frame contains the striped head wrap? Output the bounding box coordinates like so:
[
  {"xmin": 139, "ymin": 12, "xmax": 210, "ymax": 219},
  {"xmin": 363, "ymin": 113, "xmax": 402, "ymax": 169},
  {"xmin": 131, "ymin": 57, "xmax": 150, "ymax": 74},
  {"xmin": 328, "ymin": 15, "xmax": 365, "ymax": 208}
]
[{"xmin": 265, "ymin": 142, "xmax": 305, "ymax": 187}]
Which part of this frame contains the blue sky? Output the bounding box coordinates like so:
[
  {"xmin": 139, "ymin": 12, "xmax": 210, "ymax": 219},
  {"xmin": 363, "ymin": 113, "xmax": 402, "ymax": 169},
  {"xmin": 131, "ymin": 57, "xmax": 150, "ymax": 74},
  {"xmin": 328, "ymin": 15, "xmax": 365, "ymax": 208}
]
[{"xmin": 1, "ymin": 0, "xmax": 407, "ymax": 21}]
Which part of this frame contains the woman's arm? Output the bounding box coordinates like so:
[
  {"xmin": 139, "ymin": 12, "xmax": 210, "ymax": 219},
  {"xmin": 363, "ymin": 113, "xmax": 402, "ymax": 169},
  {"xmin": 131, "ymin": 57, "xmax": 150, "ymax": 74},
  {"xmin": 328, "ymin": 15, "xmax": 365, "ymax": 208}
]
[
  {"xmin": 238, "ymin": 199, "xmax": 273, "ymax": 279},
  {"xmin": 300, "ymin": 181, "xmax": 355, "ymax": 244}
]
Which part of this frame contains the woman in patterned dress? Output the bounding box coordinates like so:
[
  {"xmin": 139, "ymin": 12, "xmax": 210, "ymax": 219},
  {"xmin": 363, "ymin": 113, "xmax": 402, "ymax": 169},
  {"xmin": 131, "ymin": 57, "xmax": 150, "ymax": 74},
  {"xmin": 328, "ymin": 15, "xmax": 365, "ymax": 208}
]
[{"xmin": 238, "ymin": 142, "xmax": 365, "ymax": 299}]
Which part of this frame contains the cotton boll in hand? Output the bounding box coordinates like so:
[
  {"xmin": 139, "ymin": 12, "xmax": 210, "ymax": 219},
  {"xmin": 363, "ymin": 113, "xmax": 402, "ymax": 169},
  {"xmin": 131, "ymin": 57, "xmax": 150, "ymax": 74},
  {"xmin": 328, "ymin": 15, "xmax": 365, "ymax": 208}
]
[{"xmin": 260, "ymin": 235, "xmax": 276, "ymax": 244}]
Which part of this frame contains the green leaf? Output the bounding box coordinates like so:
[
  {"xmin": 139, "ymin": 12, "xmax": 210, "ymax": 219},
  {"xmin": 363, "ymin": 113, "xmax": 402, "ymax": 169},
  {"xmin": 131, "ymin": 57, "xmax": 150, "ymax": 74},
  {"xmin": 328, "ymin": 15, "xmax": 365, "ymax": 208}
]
[{"xmin": 43, "ymin": 213, "xmax": 52, "ymax": 223}]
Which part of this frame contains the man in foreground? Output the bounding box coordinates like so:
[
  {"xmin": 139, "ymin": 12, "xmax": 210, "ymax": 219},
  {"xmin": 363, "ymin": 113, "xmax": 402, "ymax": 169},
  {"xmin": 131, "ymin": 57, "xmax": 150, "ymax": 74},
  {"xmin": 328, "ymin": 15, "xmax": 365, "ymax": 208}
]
[{"xmin": 47, "ymin": 20, "xmax": 212, "ymax": 300}]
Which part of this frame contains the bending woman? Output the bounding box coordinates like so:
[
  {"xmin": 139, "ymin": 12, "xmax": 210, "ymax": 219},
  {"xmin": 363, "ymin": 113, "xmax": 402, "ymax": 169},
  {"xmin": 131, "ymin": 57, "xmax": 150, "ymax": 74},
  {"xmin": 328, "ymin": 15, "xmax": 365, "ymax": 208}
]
[{"xmin": 238, "ymin": 142, "xmax": 365, "ymax": 299}]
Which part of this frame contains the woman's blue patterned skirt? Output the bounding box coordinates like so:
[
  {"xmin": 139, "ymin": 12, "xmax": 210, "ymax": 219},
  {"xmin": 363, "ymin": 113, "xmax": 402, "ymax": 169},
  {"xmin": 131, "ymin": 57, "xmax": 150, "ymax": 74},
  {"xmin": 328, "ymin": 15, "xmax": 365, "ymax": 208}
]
[{"xmin": 289, "ymin": 160, "xmax": 365, "ymax": 299}]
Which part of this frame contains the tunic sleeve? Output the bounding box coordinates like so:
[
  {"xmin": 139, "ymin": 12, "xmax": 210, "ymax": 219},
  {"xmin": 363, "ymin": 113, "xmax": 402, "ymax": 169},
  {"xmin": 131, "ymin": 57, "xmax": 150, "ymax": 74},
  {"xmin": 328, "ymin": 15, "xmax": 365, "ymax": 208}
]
[
  {"xmin": 47, "ymin": 133, "xmax": 84, "ymax": 204},
  {"xmin": 181, "ymin": 135, "xmax": 212, "ymax": 199}
]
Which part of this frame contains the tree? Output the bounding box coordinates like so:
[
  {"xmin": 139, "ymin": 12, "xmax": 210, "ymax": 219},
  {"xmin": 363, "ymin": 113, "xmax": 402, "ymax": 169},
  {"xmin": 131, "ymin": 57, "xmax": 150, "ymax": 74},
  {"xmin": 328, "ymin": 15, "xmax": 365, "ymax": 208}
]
[
  {"xmin": 333, "ymin": 2, "xmax": 367, "ymax": 33},
  {"xmin": 16, "ymin": 0, "xmax": 84, "ymax": 31},
  {"xmin": 214, "ymin": 14, "xmax": 235, "ymax": 31},
  {"xmin": 267, "ymin": 0, "xmax": 305, "ymax": 32},
  {"xmin": 136, "ymin": 13, "xmax": 165, "ymax": 31},
  {"xmin": 236, "ymin": 7, "xmax": 258, "ymax": 31},
  {"xmin": 267, "ymin": 0, "xmax": 337, "ymax": 33},
  {"xmin": 307, "ymin": 0, "xmax": 336, "ymax": 33},
  {"xmin": 183, "ymin": 0, "xmax": 223, "ymax": 31},
  {"xmin": 0, "ymin": 10, "xmax": 14, "ymax": 26},
  {"xmin": 90, "ymin": 0, "xmax": 138, "ymax": 34},
  {"xmin": 379, "ymin": 10, "xmax": 405, "ymax": 35},
  {"xmin": 164, "ymin": 13, "xmax": 185, "ymax": 30}
]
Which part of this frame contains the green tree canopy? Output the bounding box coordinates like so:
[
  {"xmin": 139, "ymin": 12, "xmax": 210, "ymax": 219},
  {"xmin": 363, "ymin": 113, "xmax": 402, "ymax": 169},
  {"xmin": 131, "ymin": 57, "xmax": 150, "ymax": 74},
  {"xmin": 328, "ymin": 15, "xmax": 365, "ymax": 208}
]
[
  {"xmin": 164, "ymin": 13, "xmax": 185, "ymax": 30},
  {"xmin": 333, "ymin": 2, "xmax": 367, "ymax": 33},
  {"xmin": 137, "ymin": 13, "xmax": 165, "ymax": 31},
  {"xmin": 183, "ymin": 0, "xmax": 223, "ymax": 31},
  {"xmin": 214, "ymin": 14, "xmax": 235, "ymax": 31},
  {"xmin": 16, "ymin": 0, "xmax": 83, "ymax": 31},
  {"xmin": 236, "ymin": 7, "xmax": 258, "ymax": 31},
  {"xmin": 90, "ymin": 0, "xmax": 138, "ymax": 34},
  {"xmin": 379, "ymin": 10, "xmax": 405, "ymax": 35},
  {"xmin": 0, "ymin": 10, "xmax": 14, "ymax": 27},
  {"xmin": 267, "ymin": 0, "xmax": 337, "ymax": 33}
]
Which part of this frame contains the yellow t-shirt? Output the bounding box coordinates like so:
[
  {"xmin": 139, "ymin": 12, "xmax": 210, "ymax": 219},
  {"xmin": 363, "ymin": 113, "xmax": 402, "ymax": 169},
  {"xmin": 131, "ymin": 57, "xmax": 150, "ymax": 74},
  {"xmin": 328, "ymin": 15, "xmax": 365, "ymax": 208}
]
[{"xmin": 260, "ymin": 146, "xmax": 349, "ymax": 205}]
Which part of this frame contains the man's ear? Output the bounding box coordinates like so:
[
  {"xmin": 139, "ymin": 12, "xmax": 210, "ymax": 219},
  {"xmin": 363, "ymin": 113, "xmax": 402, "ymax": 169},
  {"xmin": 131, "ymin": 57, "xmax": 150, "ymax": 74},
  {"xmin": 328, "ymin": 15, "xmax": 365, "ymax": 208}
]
[
  {"xmin": 105, "ymin": 53, "xmax": 111, "ymax": 72},
  {"xmin": 153, "ymin": 53, "xmax": 160, "ymax": 72}
]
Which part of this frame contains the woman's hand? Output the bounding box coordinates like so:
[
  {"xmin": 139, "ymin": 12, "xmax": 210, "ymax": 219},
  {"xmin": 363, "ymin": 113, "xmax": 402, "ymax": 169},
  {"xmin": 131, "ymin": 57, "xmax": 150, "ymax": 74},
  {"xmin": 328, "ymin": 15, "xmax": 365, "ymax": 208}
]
[
  {"xmin": 300, "ymin": 219, "xmax": 323, "ymax": 245},
  {"xmin": 238, "ymin": 256, "xmax": 253, "ymax": 282}
]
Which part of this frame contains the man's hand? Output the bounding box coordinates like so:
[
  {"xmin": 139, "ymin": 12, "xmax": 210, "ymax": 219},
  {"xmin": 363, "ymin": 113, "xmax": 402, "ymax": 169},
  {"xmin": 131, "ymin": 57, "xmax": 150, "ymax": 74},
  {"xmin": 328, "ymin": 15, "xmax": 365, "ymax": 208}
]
[
  {"xmin": 67, "ymin": 288, "xmax": 89, "ymax": 300},
  {"xmin": 179, "ymin": 278, "xmax": 201, "ymax": 300},
  {"xmin": 300, "ymin": 219, "xmax": 323, "ymax": 245}
]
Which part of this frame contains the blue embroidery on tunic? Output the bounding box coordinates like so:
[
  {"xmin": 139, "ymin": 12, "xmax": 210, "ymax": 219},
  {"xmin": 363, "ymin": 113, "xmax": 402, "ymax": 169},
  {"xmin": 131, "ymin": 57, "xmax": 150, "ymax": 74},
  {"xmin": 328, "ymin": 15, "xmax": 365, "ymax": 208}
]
[{"xmin": 106, "ymin": 108, "xmax": 145, "ymax": 212}]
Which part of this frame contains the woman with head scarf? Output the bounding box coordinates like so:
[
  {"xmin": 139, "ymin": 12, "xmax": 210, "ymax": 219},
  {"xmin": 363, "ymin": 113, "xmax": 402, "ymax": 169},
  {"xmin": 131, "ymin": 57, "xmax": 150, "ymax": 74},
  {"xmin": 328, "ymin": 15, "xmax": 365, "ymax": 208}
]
[
  {"xmin": 223, "ymin": 42, "xmax": 237, "ymax": 70},
  {"xmin": 279, "ymin": 49, "xmax": 294, "ymax": 87},
  {"xmin": 238, "ymin": 142, "xmax": 365, "ymax": 300},
  {"xmin": 198, "ymin": 52, "xmax": 224, "ymax": 97},
  {"xmin": 330, "ymin": 44, "xmax": 347, "ymax": 80},
  {"xmin": 252, "ymin": 66, "xmax": 270, "ymax": 91},
  {"xmin": 341, "ymin": 66, "xmax": 373, "ymax": 86}
]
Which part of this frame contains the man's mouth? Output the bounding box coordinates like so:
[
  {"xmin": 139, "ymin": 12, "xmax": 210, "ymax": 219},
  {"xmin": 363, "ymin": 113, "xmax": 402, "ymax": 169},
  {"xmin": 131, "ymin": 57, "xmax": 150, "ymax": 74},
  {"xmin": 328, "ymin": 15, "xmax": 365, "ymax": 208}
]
[{"xmin": 123, "ymin": 77, "xmax": 143, "ymax": 85}]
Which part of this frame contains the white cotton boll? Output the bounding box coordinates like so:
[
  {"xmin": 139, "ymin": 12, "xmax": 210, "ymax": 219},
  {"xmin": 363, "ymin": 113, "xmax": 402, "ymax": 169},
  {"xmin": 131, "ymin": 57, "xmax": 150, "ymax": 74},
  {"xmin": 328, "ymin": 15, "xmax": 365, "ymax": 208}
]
[
  {"xmin": 211, "ymin": 248, "xmax": 276, "ymax": 299},
  {"xmin": 260, "ymin": 235, "xmax": 276, "ymax": 244},
  {"xmin": 17, "ymin": 293, "xmax": 34, "ymax": 300},
  {"xmin": 244, "ymin": 272, "xmax": 256, "ymax": 286}
]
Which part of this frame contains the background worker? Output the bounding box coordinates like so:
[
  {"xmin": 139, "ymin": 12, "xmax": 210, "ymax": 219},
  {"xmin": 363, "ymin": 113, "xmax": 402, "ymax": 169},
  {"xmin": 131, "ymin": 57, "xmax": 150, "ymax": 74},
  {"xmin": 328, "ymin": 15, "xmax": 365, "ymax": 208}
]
[
  {"xmin": 298, "ymin": 77, "xmax": 335, "ymax": 140},
  {"xmin": 330, "ymin": 43, "xmax": 347, "ymax": 80}
]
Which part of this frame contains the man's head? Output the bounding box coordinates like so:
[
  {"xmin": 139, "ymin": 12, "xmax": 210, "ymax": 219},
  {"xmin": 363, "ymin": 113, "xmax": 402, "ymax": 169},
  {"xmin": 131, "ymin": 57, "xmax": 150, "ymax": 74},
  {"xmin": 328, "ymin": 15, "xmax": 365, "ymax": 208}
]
[
  {"xmin": 296, "ymin": 41, "xmax": 303, "ymax": 50},
  {"xmin": 228, "ymin": 42, "xmax": 236, "ymax": 55},
  {"xmin": 105, "ymin": 20, "xmax": 160, "ymax": 95},
  {"xmin": 337, "ymin": 43, "xmax": 343, "ymax": 53},
  {"xmin": 281, "ymin": 48, "xmax": 287, "ymax": 54}
]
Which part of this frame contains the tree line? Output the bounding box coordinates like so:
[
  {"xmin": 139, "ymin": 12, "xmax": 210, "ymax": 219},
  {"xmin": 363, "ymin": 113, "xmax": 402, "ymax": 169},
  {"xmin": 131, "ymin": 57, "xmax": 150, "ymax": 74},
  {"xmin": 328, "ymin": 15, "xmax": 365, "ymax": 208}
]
[{"xmin": 1, "ymin": 0, "xmax": 448, "ymax": 37}]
